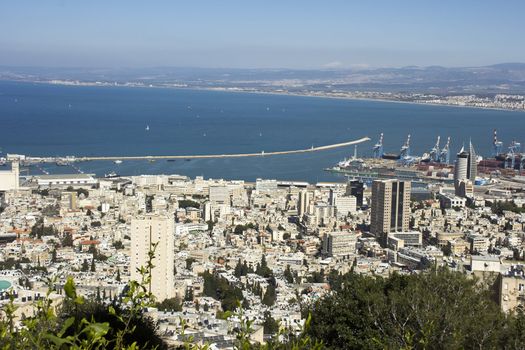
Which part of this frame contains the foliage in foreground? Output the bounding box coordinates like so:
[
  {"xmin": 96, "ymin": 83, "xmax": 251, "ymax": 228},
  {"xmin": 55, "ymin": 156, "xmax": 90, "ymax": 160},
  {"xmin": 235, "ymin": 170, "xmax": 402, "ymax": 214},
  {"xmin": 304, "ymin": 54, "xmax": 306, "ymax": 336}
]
[
  {"xmin": 307, "ymin": 267, "xmax": 525, "ymax": 349},
  {"xmin": 0, "ymin": 243, "xmax": 161, "ymax": 349},
  {"xmin": 3, "ymin": 252, "xmax": 525, "ymax": 349}
]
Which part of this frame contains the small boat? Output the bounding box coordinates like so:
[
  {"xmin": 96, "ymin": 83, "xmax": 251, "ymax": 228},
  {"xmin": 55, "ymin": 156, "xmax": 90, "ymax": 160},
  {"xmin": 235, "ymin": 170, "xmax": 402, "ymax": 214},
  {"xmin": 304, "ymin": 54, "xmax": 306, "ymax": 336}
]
[
  {"xmin": 145, "ymin": 125, "xmax": 150, "ymax": 131},
  {"xmin": 104, "ymin": 172, "xmax": 119, "ymax": 178},
  {"xmin": 114, "ymin": 160, "xmax": 122, "ymax": 164},
  {"xmin": 185, "ymin": 159, "xmax": 191, "ymax": 162},
  {"xmin": 148, "ymin": 159, "xmax": 156, "ymax": 163},
  {"xmin": 167, "ymin": 159, "xmax": 176, "ymax": 162}
]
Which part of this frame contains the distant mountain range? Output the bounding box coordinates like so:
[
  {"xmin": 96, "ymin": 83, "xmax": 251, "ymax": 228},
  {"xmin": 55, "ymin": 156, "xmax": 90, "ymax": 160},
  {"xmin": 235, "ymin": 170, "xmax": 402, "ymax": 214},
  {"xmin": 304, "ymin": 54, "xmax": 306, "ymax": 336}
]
[{"xmin": 2, "ymin": 63, "xmax": 525, "ymax": 95}]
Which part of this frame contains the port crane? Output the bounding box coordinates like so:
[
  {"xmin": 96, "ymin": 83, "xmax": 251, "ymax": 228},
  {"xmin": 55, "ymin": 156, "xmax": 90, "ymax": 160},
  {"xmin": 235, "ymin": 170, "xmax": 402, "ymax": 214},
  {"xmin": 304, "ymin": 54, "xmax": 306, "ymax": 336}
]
[
  {"xmin": 505, "ymin": 140, "xmax": 521, "ymax": 169},
  {"xmin": 439, "ymin": 137, "xmax": 451, "ymax": 164},
  {"xmin": 399, "ymin": 134, "xmax": 411, "ymax": 159},
  {"xmin": 372, "ymin": 133, "xmax": 384, "ymax": 159},
  {"xmin": 429, "ymin": 136, "xmax": 441, "ymax": 162}
]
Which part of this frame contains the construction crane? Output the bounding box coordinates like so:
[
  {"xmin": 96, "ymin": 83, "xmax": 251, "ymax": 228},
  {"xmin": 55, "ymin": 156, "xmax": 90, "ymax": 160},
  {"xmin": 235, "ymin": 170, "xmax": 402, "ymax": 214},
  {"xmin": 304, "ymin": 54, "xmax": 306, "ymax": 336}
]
[
  {"xmin": 372, "ymin": 133, "xmax": 384, "ymax": 159},
  {"xmin": 399, "ymin": 134, "xmax": 411, "ymax": 159},
  {"xmin": 439, "ymin": 137, "xmax": 451, "ymax": 164},
  {"xmin": 429, "ymin": 136, "xmax": 441, "ymax": 162},
  {"xmin": 493, "ymin": 129, "xmax": 503, "ymax": 158}
]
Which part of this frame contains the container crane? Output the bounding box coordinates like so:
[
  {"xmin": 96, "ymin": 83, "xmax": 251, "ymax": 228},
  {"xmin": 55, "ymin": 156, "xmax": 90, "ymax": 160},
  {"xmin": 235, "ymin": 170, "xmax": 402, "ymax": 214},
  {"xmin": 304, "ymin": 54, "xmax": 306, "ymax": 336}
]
[
  {"xmin": 372, "ymin": 133, "xmax": 384, "ymax": 159},
  {"xmin": 399, "ymin": 134, "xmax": 411, "ymax": 159},
  {"xmin": 439, "ymin": 137, "xmax": 451, "ymax": 164},
  {"xmin": 429, "ymin": 136, "xmax": 440, "ymax": 162},
  {"xmin": 506, "ymin": 140, "xmax": 521, "ymax": 169}
]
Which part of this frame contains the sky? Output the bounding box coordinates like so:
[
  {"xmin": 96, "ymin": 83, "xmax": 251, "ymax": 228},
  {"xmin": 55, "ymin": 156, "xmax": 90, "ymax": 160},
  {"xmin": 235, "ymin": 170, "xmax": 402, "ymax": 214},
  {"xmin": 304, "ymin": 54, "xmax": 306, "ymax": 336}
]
[{"xmin": 1, "ymin": 0, "xmax": 524, "ymax": 69}]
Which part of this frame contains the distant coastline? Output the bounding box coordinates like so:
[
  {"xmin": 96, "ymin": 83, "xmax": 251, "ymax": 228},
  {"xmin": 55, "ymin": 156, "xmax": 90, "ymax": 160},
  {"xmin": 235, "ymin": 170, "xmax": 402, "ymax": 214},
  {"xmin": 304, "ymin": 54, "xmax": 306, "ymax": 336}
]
[
  {"xmin": 3, "ymin": 78, "xmax": 525, "ymax": 113},
  {"xmin": 202, "ymin": 87, "xmax": 525, "ymax": 113}
]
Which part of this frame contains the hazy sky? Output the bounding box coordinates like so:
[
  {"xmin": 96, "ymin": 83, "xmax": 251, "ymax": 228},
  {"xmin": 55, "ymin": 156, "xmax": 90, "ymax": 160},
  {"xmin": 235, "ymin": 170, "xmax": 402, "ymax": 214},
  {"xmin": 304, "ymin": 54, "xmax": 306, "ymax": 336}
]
[{"xmin": 1, "ymin": 0, "xmax": 524, "ymax": 69}]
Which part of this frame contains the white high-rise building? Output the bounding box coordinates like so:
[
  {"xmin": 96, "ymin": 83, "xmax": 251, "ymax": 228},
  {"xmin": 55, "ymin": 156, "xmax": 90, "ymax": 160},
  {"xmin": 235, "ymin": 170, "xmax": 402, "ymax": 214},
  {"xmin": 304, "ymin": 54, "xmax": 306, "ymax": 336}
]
[
  {"xmin": 298, "ymin": 190, "xmax": 311, "ymax": 218},
  {"xmin": 0, "ymin": 161, "xmax": 19, "ymax": 192},
  {"xmin": 454, "ymin": 142, "xmax": 477, "ymax": 197},
  {"xmin": 203, "ymin": 201, "xmax": 213, "ymax": 222},
  {"xmin": 454, "ymin": 149, "xmax": 468, "ymax": 183},
  {"xmin": 334, "ymin": 195, "xmax": 357, "ymax": 217},
  {"xmin": 131, "ymin": 214, "xmax": 175, "ymax": 302}
]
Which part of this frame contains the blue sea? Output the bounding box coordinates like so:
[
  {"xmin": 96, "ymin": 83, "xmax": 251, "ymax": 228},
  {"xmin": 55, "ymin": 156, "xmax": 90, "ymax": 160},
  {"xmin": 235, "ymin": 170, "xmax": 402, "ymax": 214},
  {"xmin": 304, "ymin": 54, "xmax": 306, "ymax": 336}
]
[{"xmin": 1, "ymin": 81, "xmax": 524, "ymax": 182}]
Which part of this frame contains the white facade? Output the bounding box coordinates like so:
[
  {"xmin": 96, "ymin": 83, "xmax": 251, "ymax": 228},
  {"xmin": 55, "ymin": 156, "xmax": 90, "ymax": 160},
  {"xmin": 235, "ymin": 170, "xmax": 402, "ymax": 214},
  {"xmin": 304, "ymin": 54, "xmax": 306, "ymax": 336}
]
[
  {"xmin": 209, "ymin": 185, "xmax": 229, "ymax": 205},
  {"xmin": 0, "ymin": 162, "xmax": 19, "ymax": 192},
  {"xmin": 35, "ymin": 174, "xmax": 97, "ymax": 186},
  {"xmin": 131, "ymin": 215, "xmax": 175, "ymax": 301},
  {"xmin": 298, "ymin": 190, "xmax": 311, "ymax": 218},
  {"xmin": 175, "ymin": 223, "xmax": 208, "ymax": 235},
  {"xmin": 322, "ymin": 231, "xmax": 357, "ymax": 259},
  {"xmin": 335, "ymin": 195, "xmax": 357, "ymax": 217},
  {"xmin": 255, "ymin": 178, "xmax": 278, "ymax": 192}
]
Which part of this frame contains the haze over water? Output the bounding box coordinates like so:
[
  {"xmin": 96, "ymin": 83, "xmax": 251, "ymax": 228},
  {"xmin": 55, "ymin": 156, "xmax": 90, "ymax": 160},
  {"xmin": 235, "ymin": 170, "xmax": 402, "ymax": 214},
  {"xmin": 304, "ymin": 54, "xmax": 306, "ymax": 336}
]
[{"xmin": 1, "ymin": 81, "xmax": 524, "ymax": 182}]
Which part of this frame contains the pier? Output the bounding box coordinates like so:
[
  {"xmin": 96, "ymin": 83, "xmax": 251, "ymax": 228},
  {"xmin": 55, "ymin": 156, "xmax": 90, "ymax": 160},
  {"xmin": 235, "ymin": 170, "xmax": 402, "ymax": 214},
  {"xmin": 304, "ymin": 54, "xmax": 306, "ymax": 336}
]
[
  {"xmin": 78, "ymin": 137, "xmax": 370, "ymax": 161},
  {"xmin": 5, "ymin": 137, "xmax": 370, "ymax": 164}
]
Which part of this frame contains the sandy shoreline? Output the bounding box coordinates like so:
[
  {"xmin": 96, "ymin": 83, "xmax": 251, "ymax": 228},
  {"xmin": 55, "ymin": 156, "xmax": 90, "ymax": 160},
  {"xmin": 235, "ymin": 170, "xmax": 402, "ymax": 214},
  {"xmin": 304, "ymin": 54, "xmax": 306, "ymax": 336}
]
[{"xmin": 5, "ymin": 78, "xmax": 525, "ymax": 113}]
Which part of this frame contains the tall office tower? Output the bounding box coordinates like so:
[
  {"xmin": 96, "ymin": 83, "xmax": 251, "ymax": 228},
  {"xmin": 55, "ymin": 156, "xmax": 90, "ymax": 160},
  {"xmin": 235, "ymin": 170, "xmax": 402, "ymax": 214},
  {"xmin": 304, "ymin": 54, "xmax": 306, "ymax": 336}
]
[
  {"xmin": 370, "ymin": 179, "xmax": 411, "ymax": 245},
  {"xmin": 329, "ymin": 188, "xmax": 337, "ymax": 206},
  {"xmin": 454, "ymin": 142, "xmax": 477, "ymax": 196},
  {"xmin": 467, "ymin": 140, "xmax": 477, "ymax": 181},
  {"xmin": 454, "ymin": 149, "xmax": 468, "ymax": 183},
  {"xmin": 298, "ymin": 190, "xmax": 311, "ymax": 218},
  {"xmin": 131, "ymin": 215, "xmax": 174, "ymax": 302},
  {"xmin": 346, "ymin": 180, "xmax": 364, "ymax": 207}
]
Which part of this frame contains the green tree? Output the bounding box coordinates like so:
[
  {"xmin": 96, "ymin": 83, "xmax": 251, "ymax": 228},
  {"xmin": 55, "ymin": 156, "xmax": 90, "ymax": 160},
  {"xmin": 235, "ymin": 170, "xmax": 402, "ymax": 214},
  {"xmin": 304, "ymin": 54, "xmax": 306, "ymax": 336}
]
[
  {"xmin": 263, "ymin": 311, "xmax": 280, "ymax": 335},
  {"xmin": 284, "ymin": 265, "xmax": 294, "ymax": 284},
  {"xmin": 262, "ymin": 284, "xmax": 276, "ymax": 307},
  {"xmin": 185, "ymin": 257, "xmax": 196, "ymax": 270},
  {"xmin": 61, "ymin": 232, "xmax": 74, "ymax": 247},
  {"xmin": 201, "ymin": 270, "xmax": 243, "ymax": 312},
  {"xmin": 156, "ymin": 297, "xmax": 182, "ymax": 312},
  {"xmin": 112, "ymin": 240, "xmax": 124, "ymax": 250},
  {"xmin": 234, "ymin": 258, "xmax": 243, "ymax": 278},
  {"xmin": 178, "ymin": 199, "xmax": 200, "ymax": 209},
  {"xmin": 307, "ymin": 267, "xmax": 508, "ymax": 349},
  {"xmin": 81, "ymin": 259, "xmax": 89, "ymax": 272},
  {"xmin": 184, "ymin": 287, "xmax": 194, "ymax": 302},
  {"xmin": 256, "ymin": 255, "xmax": 272, "ymax": 277}
]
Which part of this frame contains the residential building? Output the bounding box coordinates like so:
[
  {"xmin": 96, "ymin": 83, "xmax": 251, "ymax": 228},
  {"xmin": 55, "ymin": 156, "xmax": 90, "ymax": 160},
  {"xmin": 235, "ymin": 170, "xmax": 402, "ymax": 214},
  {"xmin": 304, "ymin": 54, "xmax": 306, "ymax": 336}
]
[
  {"xmin": 131, "ymin": 214, "xmax": 175, "ymax": 301},
  {"xmin": 370, "ymin": 179, "xmax": 411, "ymax": 245}
]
